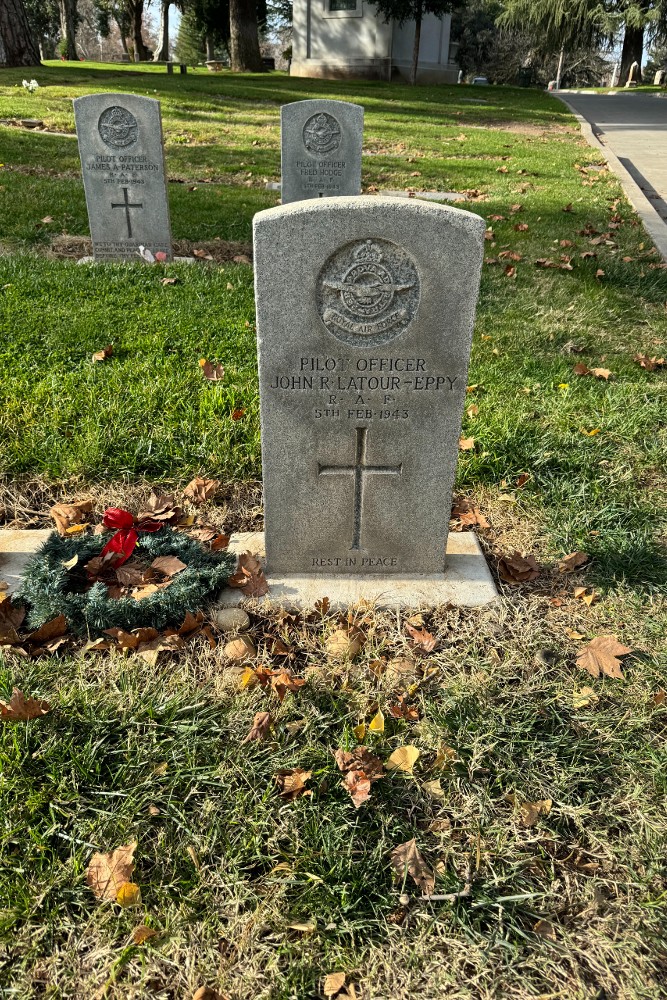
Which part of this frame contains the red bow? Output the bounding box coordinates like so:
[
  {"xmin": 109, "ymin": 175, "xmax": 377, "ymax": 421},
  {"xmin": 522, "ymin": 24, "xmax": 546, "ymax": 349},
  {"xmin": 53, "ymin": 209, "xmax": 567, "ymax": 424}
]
[{"xmin": 100, "ymin": 507, "xmax": 163, "ymax": 567}]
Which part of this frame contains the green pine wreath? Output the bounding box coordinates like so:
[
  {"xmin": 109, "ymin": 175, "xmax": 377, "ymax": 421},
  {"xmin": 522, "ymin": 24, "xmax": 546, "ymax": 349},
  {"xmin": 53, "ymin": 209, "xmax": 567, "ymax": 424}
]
[{"xmin": 17, "ymin": 526, "xmax": 236, "ymax": 637}]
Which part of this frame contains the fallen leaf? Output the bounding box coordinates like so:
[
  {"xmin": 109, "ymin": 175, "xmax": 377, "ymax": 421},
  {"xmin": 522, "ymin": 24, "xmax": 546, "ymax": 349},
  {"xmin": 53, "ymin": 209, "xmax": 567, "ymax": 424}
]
[
  {"xmin": 353, "ymin": 722, "xmax": 366, "ymax": 741},
  {"xmin": 192, "ymin": 989, "xmax": 224, "ymax": 1000},
  {"xmin": 498, "ymin": 552, "xmax": 540, "ymax": 584},
  {"xmin": 183, "ymin": 477, "xmax": 219, "ymax": 504},
  {"xmin": 580, "ymin": 427, "xmax": 601, "ymax": 436},
  {"xmin": 335, "ymin": 747, "xmax": 383, "ymax": 807},
  {"xmin": 566, "ymin": 628, "xmax": 585, "ymax": 640},
  {"xmin": 161, "ymin": 277, "xmax": 178, "ymax": 285},
  {"xmin": 323, "ymin": 972, "xmax": 346, "ymax": 998},
  {"xmin": 514, "ymin": 222, "xmax": 529, "ymax": 232},
  {"xmin": 390, "ymin": 839, "xmax": 434, "ymax": 895},
  {"xmin": 26, "ymin": 615, "xmax": 68, "ymax": 645},
  {"xmin": 137, "ymin": 492, "xmax": 182, "ymax": 523},
  {"xmin": 117, "ymin": 882, "xmax": 142, "ymax": 907},
  {"xmin": 92, "ymin": 344, "xmax": 113, "ymax": 363},
  {"xmin": 576, "ymin": 635, "xmax": 632, "ymax": 680},
  {"xmin": 0, "ymin": 688, "xmax": 50, "ymax": 721},
  {"xmin": 50, "ymin": 500, "xmax": 93, "ymax": 536},
  {"xmin": 534, "ymin": 918, "xmax": 557, "ymax": 941},
  {"xmin": 450, "ymin": 497, "xmax": 490, "ymax": 530},
  {"xmin": 151, "ymin": 555, "xmax": 187, "ymax": 578},
  {"xmin": 287, "ymin": 920, "xmax": 316, "ymax": 933},
  {"xmin": 517, "ymin": 798, "xmax": 552, "ymax": 827},
  {"xmin": 244, "ymin": 711, "xmax": 272, "ymax": 742},
  {"xmin": 325, "ymin": 627, "xmax": 364, "ymax": 660},
  {"xmin": 386, "ymin": 745, "xmax": 420, "ymax": 773},
  {"xmin": 86, "ymin": 842, "xmax": 137, "ymax": 901},
  {"xmin": 431, "ymin": 746, "xmax": 457, "ymax": 770},
  {"xmin": 228, "ymin": 551, "xmax": 269, "ymax": 598},
  {"xmin": 132, "ymin": 925, "xmax": 158, "ymax": 945},
  {"xmin": 231, "ymin": 408, "xmax": 246, "ymax": 420},
  {"xmin": 422, "ymin": 778, "xmax": 445, "ymax": 801},
  {"xmin": 405, "ymin": 623, "xmax": 436, "ymax": 652},
  {"xmin": 572, "ymin": 686, "xmax": 598, "ymax": 709},
  {"xmin": 458, "ymin": 436, "xmax": 475, "ymax": 450},
  {"xmin": 314, "ymin": 596, "xmax": 331, "ymax": 615},
  {"xmin": 634, "ymin": 353, "xmax": 665, "ymax": 371},
  {"xmin": 388, "ymin": 693, "xmax": 419, "ymax": 722},
  {"xmin": 271, "ymin": 669, "xmax": 306, "ymax": 702},
  {"xmin": 368, "ymin": 709, "xmax": 385, "ymax": 734},
  {"xmin": 131, "ymin": 583, "xmax": 163, "ymax": 601},
  {"xmin": 653, "ymin": 689, "xmax": 665, "ymax": 707},
  {"xmin": 274, "ymin": 768, "xmax": 313, "ymax": 801},
  {"xmin": 558, "ymin": 551, "xmax": 589, "ymax": 574}
]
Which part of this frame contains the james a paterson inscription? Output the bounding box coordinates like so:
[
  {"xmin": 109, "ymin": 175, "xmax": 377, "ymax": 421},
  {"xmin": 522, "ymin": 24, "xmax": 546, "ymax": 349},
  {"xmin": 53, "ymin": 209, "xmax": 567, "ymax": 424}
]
[
  {"xmin": 253, "ymin": 196, "xmax": 486, "ymax": 578},
  {"xmin": 281, "ymin": 99, "xmax": 363, "ymax": 204},
  {"xmin": 74, "ymin": 93, "xmax": 172, "ymax": 261}
]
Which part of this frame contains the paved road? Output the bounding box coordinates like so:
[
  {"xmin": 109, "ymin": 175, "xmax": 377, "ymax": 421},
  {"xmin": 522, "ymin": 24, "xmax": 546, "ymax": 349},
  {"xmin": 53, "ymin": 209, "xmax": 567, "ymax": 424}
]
[{"xmin": 562, "ymin": 91, "xmax": 667, "ymax": 221}]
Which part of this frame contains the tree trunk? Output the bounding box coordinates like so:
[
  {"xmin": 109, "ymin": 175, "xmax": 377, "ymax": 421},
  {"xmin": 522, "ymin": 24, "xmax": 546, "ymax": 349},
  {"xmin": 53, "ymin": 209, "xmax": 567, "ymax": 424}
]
[
  {"xmin": 119, "ymin": 30, "xmax": 129, "ymax": 55},
  {"xmin": 206, "ymin": 34, "xmax": 215, "ymax": 61},
  {"xmin": 132, "ymin": 0, "xmax": 150, "ymax": 61},
  {"xmin": 620, "ymin": 23, "xmax": 644, "ymax": 84},
  {"xmin": 229, "ymin": 0, "xmax": 263, "ymax": 72},
  {"xmin": 0, "ymin": 0, "xmax": 41, "ymax": 66},
  {"xmin": 410, "ymin": 10, "xmax": 422, "ymax": 86},
  {"xmin": 58, "ymin": 0, "xmax": 79, "ymax": 60},
  {"xmin": 154, "ymin": 0, "xmax": 170, "ymax": 61}
]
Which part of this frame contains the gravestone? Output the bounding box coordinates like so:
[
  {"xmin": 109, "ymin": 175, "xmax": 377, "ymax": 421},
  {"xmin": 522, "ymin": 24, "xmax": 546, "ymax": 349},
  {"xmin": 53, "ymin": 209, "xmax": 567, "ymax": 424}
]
[
  {"xmin": 281, "ymin": 99, "xmax": 363, "ymax": 205},
  {"xmin": 245, "ymin": 195, "xmax": 495, "ymax": 606},
  {"xmin": 74, "ymin": 93, "xmax": 172, "ymax": 261}
]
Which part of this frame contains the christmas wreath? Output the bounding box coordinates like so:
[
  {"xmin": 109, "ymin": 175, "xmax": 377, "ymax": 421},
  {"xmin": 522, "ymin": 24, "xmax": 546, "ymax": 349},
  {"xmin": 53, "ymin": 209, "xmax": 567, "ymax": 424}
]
[{"xmin": 17, "ymin": 506, "xmax": 236, "ymax": 637}]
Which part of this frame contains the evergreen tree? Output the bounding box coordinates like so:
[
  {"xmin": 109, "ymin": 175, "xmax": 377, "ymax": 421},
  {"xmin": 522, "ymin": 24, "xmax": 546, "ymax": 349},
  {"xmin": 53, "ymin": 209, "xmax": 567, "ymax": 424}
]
[{"xmin": 175, "ymin": 5, "xmax": 207, "ymax": 62}]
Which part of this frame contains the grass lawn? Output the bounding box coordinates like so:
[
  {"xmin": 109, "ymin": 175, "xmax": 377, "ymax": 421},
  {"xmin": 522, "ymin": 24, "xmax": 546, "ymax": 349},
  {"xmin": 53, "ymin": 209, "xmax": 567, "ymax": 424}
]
[{"xmin": 0, "ymin": 65, "xmax": 666, "ymax": 1000}]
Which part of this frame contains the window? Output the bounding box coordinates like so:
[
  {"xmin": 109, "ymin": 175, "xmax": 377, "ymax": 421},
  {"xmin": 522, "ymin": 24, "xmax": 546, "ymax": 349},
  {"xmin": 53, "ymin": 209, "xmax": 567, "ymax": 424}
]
[
  {"xmin": 329, "ymin": 0, "xmax": 358, "ymax": 9},
  {"xmin": 323, "ymin": 0, "xmax": 363, "ymax": 18}
]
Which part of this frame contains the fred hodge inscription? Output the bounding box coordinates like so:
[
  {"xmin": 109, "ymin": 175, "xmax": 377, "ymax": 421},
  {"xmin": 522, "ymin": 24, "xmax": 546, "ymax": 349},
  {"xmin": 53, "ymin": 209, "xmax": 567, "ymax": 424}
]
[
  {"xmin": 74, "ymin": 93, "xmax": 172, "ymax": 261},
  {"xmin": 253, "ymin": 197, "xmax": 486, "ymax": 578},
  {"xmin": 281, "ymin": 99, "xmax": 363, "ymax": 205}
]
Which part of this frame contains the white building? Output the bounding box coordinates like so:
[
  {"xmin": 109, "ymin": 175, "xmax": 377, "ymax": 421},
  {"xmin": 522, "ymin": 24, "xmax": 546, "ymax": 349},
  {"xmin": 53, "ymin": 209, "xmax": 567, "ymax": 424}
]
[{"xmin": 291, "ymin": 0, "xmax": 459, "ymax": 84}]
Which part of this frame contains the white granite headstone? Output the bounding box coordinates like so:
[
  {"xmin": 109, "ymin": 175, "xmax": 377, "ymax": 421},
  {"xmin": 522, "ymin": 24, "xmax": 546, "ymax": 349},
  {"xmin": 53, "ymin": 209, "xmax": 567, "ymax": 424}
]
[
  {"xmin": 253, "ymin": 196, "xmax": 486, "ymax": 580},
  {"xmin": 281, "ymin": 99, "xmax": 363, "ymax": 205},
  {"xmin": 74, "ymin": 93, "xmax": 172, "ymax": 261}
]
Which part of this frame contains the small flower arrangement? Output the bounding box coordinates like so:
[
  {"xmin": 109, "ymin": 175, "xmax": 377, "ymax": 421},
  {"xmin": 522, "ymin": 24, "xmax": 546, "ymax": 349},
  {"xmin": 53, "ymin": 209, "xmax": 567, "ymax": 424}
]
[{"xmin": 22, "ymin": 79, "xmax": 39, "ymax": 93}]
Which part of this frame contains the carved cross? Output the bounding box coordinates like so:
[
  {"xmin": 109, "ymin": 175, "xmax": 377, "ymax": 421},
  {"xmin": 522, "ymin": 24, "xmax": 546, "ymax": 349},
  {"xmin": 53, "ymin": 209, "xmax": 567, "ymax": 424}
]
[
  {"xmin": 318, "ymin": 426, "xmax": 402, "ymax": 551},
  {"xmin": 111, "ymin": 187, "xmax": 143, "ymax": 238}
]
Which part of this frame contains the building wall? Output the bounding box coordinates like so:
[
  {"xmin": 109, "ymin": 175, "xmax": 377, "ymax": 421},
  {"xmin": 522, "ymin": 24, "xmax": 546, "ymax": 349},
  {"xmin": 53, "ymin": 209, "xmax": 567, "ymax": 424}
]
[{"xmin": 292, "ymin": 0, "xmax": 393, "ymax": 80}]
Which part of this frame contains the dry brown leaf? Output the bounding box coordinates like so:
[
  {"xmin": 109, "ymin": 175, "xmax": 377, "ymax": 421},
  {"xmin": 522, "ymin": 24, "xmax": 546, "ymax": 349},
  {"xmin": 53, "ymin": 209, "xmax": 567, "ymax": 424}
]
[
  {"xmin": 274, "ymin": 768, "xmax": 313, "ymax": 801},
  {"xmin": 517, "ymin": 798, "xmax": 552, "ymax": 827},
  {"xmin": 224, "ymin": 636, "xmax": 257, "ymax": 661},
  {"xmin": 652, "ymin": 689, "xmax": 665, "ymax": 707},
  {"xmin": 271, "ymin": 670, "xmax": 306, "ymax": 703},
  {"xmin": 450, "ymin": 497, "xmax": 490, "ymax": 531},
  {"xmin": 458, "ymin": 436, "xmax": 475, "ymax": 450},
  {"xmin": 323, "ymin": 972, "xmax": 346, "ymax": 998},
  {"xmin": 244, "ymin": 711, "xmax": 272, "ymax": 743},
  {"xmin": 405, "ymin": 622, "xmax": 436, "ymax": 652},
  {"xmin": 26, "ymin": 615, "xmax": 68, "ymax": 645},
  {"xmin": 132, "ymin": 925, "xmax": 158, "ymax": 945},
  {"xmin": 136, "ymin": 634, "xmax": 185, "ymax": 666},
  {"xmin": 227, "ymin": 551, "xmax": 269, "ymax": 597},
  {"xmin": 390, "ymin": 839, "xmax": 434, "ymax": 895},
  {"xmin": 137, "ymin": 492, "xmax": 182, "ymax": 523},
  {"xmin": 86, "ymin": 842, "xmax": 137, "ymax": 901},
  {"xmin": 0, "ymin": 687, "xmax": 51, "ymax": 721},
  {"xmin": 386, "ymin": 745, "xmax": 420, "ymax": 773},
  {"xmin": 131, "ymin": 583, "xmax": 163, "ymax": 601},
  {"xmin": 335, "ymin": 746, "xmax": 383, "ymax": 807},
  {"xmin": 199, "ymin": 359, "xmax": 224, "ymax": 381},
  {"xmin": 576, "ymin": 635, "xmax": 632, "ymax": 680},
  {"xmin": 192, "ymin": 988, "xmax": 225, "ymax": 1000},
  {"xmin": 92, "ymin": 344, "xmax": 113, "ymax": 363},
  {"xmin": 634, "ymin": 353, "xmax": 665, "ymax": 371},
  {"xmin": 151, "ymin": 556, "xmax": 187, "ymax": 578},
  {"xmin": 558, "ymin": 551, "xmax": 589, "ymax": 574},
  {"xmin": 498, "ymin": 551, "xmax": 540, "ymax": 584},
  {"xmin": 50, "ymin": 500, "xmax": 93, "ymax": 536},
  {"xmin": 325, "ymin": 627, "xmax": 365, "ymax": 661},
  {"xmin": 183, "ymin": 476, "xmax": 219, "ymax": 504},
  {"xmin": 533, "ymin": 918, "xmax": 557, "ymax": 941}
]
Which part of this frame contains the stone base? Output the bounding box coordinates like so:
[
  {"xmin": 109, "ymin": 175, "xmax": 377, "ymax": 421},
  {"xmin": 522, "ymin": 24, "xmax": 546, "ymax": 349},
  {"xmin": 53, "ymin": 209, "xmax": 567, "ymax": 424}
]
[
  {"xmin": 0, "ymin": 529, "xmax": 53, "ymax": 595},
  {"xmin": 77, "ymin": 256, "xmax": 196, "ymax": 265},
  {"xmin": 216, "ymin": 532, "xmax": 497, "ymax": 610},
  {"xmin": 379, "ymin": 190, "xmax": 466, "ymax": 203}
]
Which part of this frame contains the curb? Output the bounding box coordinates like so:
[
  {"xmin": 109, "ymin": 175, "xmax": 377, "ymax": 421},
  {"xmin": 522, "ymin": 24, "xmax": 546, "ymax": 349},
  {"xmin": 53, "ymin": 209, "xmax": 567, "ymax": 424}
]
[{"xmin": 554, "ymin": 94, "xmax": 667, "ymax": 263}]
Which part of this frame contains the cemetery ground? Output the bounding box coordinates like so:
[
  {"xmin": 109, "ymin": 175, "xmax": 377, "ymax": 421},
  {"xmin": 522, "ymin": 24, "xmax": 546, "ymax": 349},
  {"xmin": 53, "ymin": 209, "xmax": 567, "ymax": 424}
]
[{"xmin": 0, "ymin": 65, "xmax": 666, "ymax": 1000}]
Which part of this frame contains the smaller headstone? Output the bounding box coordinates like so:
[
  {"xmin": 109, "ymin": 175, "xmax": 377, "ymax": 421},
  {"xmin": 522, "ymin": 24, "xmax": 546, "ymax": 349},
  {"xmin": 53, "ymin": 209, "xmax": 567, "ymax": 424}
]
[
  {"xmin": 74, "ymin": 92, "xmax": 172, "ymax": 262},
  {"xmin": 625, "ymin": 61, "xmax": 640, "ymax": 87},
  {"xmin": 280, "ymin": 99, "xmax": 363, "ymax": 205},
  {"xmin": 655, "ymin": 69, "xmax": 666, "ymax": 86}
]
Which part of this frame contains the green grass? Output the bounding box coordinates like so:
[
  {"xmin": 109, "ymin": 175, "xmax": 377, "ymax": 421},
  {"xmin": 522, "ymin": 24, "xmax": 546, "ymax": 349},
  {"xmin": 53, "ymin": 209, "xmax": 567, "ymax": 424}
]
[{"xmin": 0, "ymin": 65, "xmax": 666, "ymax": 999}]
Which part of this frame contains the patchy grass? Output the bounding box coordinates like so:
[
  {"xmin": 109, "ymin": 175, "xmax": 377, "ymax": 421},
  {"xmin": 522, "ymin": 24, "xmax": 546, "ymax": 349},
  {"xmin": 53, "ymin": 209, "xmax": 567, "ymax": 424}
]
[{"xmin": 0, "ymin": 66, "xmax": 666, "ymax": 999}]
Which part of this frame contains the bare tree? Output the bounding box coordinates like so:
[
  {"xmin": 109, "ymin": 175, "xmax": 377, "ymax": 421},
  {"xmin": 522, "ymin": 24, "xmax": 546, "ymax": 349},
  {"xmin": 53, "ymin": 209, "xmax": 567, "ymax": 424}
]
[{"xmin": 153, "ymin": 0, "xmax": 171, "ymax": 60}]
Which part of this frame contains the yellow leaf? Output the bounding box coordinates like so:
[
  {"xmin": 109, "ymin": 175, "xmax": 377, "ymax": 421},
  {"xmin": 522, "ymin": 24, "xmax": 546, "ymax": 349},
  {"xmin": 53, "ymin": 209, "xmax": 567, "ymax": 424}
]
[
  {"xmin": 132, "ymin": 925, "xmax": 158, "ymax": 945},
  {"xmin": 116, "ymin": 882, "xmax": 142, "ymax": 907},
  {"xmin": 566, "ymin": 628, "xmax": 585, "ymax": 640},
  {"xmin": 287, "ymin": 921, "xmax": 316, "ymax": 933},
  {"xmin": 580, "ymin": 427, "xmax": 601, "ymax": 436},
  {"xmin": 432, "ymin": 746, "xmax": 456, "ymax": 770},
  {"xmin": 64, "ymin": 523, "xmax": 86, "ymax": 536},
  {"xmin": 368, "ymin": 710, "xmax": 385, "ymax": 734},
  {"xmin": 458, "ymin": 436, "xmax": 475, "ymax": 450},
  {"xmin": 240, "ymin": 666, "xmax": 258, "ymax": 688},
  {"xmin": 573, "ymin": 686, "xmax": 598, "ymax": 709},
  {"xmin": 324, "ymin": 972, "xmax": 346, "ymax": 997},
  {"xmin": 353, "ymin": 723, "xmax": 366, "ymax": 741},
  {"xmin": 152, "ymin": 761, "xmax": 168, "ymax": 777},
  {"xmin": 386, "ymin": 745, "xmax": 420, "ymax": 773},
  {"xmin": 558, "ymin": 383, "xmax": 569, "ymax": 390}
]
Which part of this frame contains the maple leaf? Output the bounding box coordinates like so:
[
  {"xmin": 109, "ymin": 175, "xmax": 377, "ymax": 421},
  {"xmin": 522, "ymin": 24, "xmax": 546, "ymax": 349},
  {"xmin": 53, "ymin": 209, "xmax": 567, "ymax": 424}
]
[
  {"xmin": 450, "ymin": 497, "xmax": 490, "ymax": 531},
  {"xmin": 271, "ymin": 669, "xmax": 306, "ymax": 703},
  {"xmin": 634, "ymin": 353, "xmax": 665, "ymax": 371},
  {"xmin": 50, "ymin": 500, "xmax": 93, "ymax": 536},
  {"xmin": 0, "ymin": 687, "xmax": 50, "ymax": 721},
  {"xmin": 576, "ymin": 635, "xmax": 632, "ymax": 679},
  {"xmin": 388, "ymin": 694, "xmax": 419, "ymax": 722},
  {"xmin": 244, "ymin": 711, "xmax": 272, "ymax": 743},
  {"xmin": 498, "ymin": 551, "xmax": 540, "ymax": 584},
  {"xmin": 274, "ymin": 768, "xmax": 313, "ymax": 801},
  {"xmin": 199, "ymin": 358, "xmax": 224, "ymax": 381},
  {"xmin": 514, "ymin": 222, "xmax": 529, "ymax": 232},
  {"xmin": 513, "ymin": 797, "xmax": 552, "ymax": 827},
  {"xmin": 227, "ymin": 551, "xmax": 269, "ymax": 597},
  {"xmin": 86, "ymin": 842, "xmax": 137, "ymax": 901},
  {"xmin": 390, "ymin": 839, "xmax": 435, "ymax": 895},
  {"xmin": 92, "ymin": 344, "xmax": 113, "ymax": 363},
  {"xmin": 558, "ymin": 551, "xmax": 589, "ymax": 574},
  {"xmin": 405, "ymin": 622, "xmax": 436, "ymax": 652},
  {"xmin": 183, "ymin": 476, "xmax": 219, "ymax": 504},
  {"xmin": 335, "ymin": 746, "xmax": 384, "ymax": 808},
  {"xmin": 0, "ymin": 594, "xmax": 26, "ymax": 637}
]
